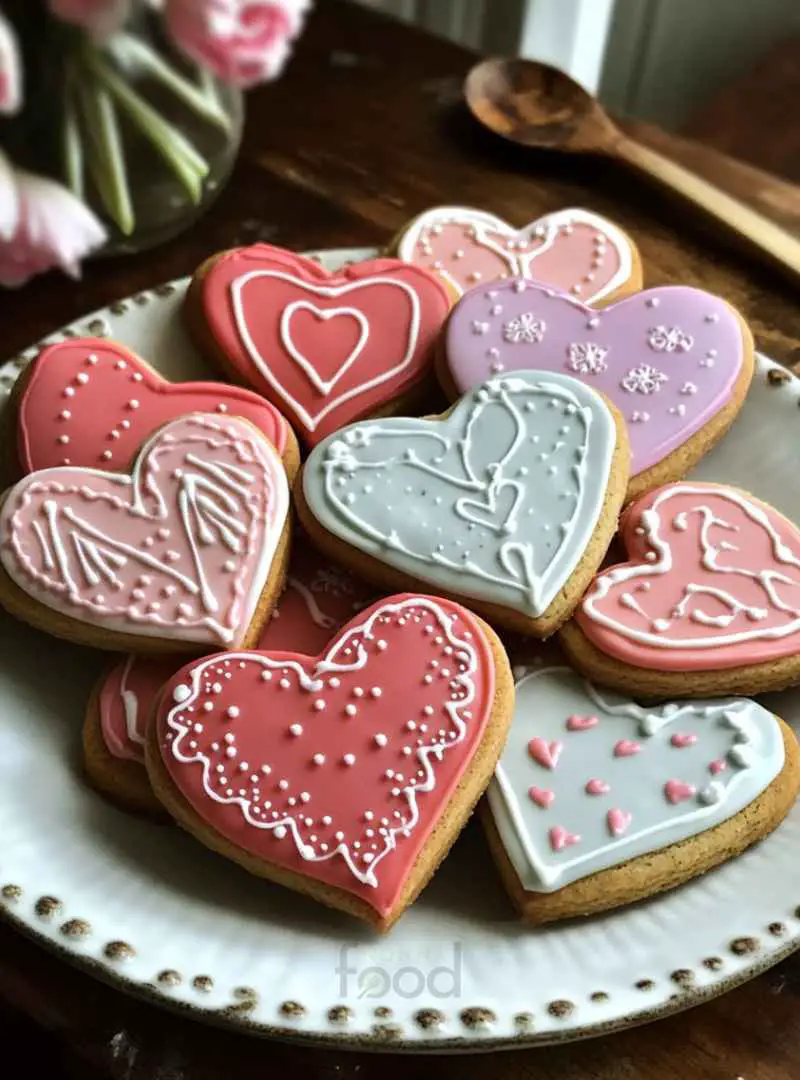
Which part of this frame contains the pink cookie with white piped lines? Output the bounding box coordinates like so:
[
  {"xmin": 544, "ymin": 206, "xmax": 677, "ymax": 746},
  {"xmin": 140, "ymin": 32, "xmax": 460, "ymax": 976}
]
[
  {"xmin": 482, "ymin": 666, "xmax": 799, "ymax": 923},
  {"xmin": 440, "ymin": 281, "xmax": 754, "ymax": 501},
  {"xmin": 392, "ymin": 206, "xmax": 642, "ymax": 303}
]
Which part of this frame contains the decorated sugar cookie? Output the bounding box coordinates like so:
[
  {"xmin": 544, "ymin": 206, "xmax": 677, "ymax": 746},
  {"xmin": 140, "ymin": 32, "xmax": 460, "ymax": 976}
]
[
  {"xmin": 0, "ymin": 413, "xmax": 291, "ymax": 652},
  {"xmin": 148, "ymin": 594, "xmax": 514, "ymax": 929},
  {"xmin": 393, "ymin": 206, "xmax": 641, "ymax": 303},
  {"xmin": 11, "ymin": 339, "xmax": 300, "ymax": 479},
  {"xmin": 297, "ymin": 370, "xmax": 629, "ymax": 637},
  {"xmin": 483, "ymin": 666, "xmax": 799, "ymax": 923},
  {"xmin": 84, "ymin": 544, "xmax": 376, "ymax": 815},
  {"xmin": 561, "ymin": 482, "xmax": 800, "ymax": 697},
  {"xmin": 442, "ymin": 281, "xmax": 754, "ymax": 500},
  {"xmin": 185, "ymin": 244, "xmax": 452, "ymax": 447}
]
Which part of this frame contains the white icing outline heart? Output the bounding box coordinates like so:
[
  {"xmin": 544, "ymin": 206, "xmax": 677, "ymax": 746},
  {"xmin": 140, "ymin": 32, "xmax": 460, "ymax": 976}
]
[
  {"xmin": 280, "ymin": 301, "xmax": 369, "ymax": 395},
  {"xmin": 230, "ymin": 272, "xmax": 421, "ymax": 434}
]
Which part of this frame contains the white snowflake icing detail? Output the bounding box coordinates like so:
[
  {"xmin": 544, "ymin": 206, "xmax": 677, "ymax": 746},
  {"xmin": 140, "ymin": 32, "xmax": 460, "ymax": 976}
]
[
  {"xmin": 622, "ymin": 364, "xmax": 668, "ymax": 395},
  {"xmin": 630, "ymin": 411, "xmax": 650, "ymax": 423},
  {"xmin": 503, "ymin": 312, "xmax": 546, "ymax": 344},
  {"xmin": 647, "ymin": 326, "xmax": 694, "ymax": 353},
  {"xmin": 567, "ymin": 342, "xmax": 609, "ymax": 375},
  {"xmin": 681, "ymin": 382, "xmax": 697, "ymax": 395}
]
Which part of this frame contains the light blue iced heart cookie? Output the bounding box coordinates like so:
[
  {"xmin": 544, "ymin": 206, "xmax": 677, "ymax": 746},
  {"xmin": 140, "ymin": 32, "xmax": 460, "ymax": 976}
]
[
  {"xmin": 300, "ymin": 371, "xmax": 626, "ymax": 633},
  {"xmin": 484, "ymin": 665, "xmax": 794, "ymax": 922}
]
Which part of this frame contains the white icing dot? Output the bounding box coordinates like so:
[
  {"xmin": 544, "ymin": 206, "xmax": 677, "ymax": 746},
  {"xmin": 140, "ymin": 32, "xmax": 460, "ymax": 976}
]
[
  {"xmin": 289, "ymin": 723, "xmax": 303, "ymax": 736},
  {"xmin": 342, "ymin": 754, "xmax": 356, "ymax": 766},
  {"xmin": 226, "ymin": 706, "xmax": 240, "ymax": 719},
  {"xmin": 345, "ymin": 704, "xmax": 357, "ymax": 717},
  {"xmin": 273, "ymin": 826, "xmax": 287, "ymax": 840},
  {"xmin": 101, "ymin": 450, "xmax": 112, "ymax": 460},
  {"xmin": 57, "ymin": 435, "xmax": 69, "ymax": 445},
  {"xmin": 76, "ymin": 372, "xmax": 89, "ymax": 385},
  {"xmin": 172, "ymin": 684, "xmax": 191, "ymax": 703},
  {"xmin": 376, "ymin": 640, "xmax": 388, "ymax": 651},
  {"xmin": 370, "ymin": 687, "xmax": 382, "ymax": 698},
  {"xmin": 374, "ymin": 733, "xmax": 388, "ymax": 747},
  {"xmin": 313, "ymin": 699, "xmax": 326, "ymax": 711},
  {"xmin": 63, "ymin": 387, "xmax": 75, "ymax": 397},
  {"xmin": 279, "ymin": 678, "xmax": 291, "ymax": 689},
  {"xmin": 328, "ymin": 676, "xmax": 341, "ymax": 687},
  {"xmin": 313, "ymin": 753, "xmax": 325, "ymax": 765},
  {"xmin": 59, "ymin": 410, "xmax": 71, "ymax": 420}
]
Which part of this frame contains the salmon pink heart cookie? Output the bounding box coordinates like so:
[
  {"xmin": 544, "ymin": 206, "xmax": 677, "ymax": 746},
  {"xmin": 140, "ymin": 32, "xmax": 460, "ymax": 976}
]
[
  {"xmin": 395, "ymin": 206, "xmax": 640, "ymax": 303},
  {"xmin": 562, "ymin": 482, "xmax": 800, "ymax": 697},
  {"xmin": 15, "ymin": 339, "xmax": 298, "ymax": 477},
  {"xmin": 483, "ymin": 666, "xmax": 795, "ymax": 923},
  {"xmin": 0, "ymin": 413, "xmax": 290, "ymax": 651},
  {"xmin": 187, "ymin": 244, "xmax": 452, "ymax": 447},
  {"xmin": 148, "ymin": 594, "xmax": 512, "ymax": 929},
  {"xmin": 443, "ymin": 281, "xmax": 753, "ymax": 498}
]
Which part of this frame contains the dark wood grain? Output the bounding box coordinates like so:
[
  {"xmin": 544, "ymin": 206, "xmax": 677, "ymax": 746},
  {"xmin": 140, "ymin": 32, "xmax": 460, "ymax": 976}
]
[{"xmin": 1, "ymin": 2, "xmax": 800, "ymax": 1077}]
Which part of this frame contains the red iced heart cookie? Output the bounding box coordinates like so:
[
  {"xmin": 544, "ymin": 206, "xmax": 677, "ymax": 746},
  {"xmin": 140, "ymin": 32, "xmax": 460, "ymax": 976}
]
[
  {"xmin": 569, "ymin": 482, "xmax": 800, "ymax": 679},
  {"xmin": 396, "ymin": 206, "xmax": 639, "ymax": 303},
  {"xmin": 190, "ymin": 244, "xmax": 452, "ymax": 446},
  {"xmin": 151, "ymin": 594, "xmax": 510, "ymax": 927},
  {"xmin": 17, "ymin": 339, "xmax": 297, "ymax": 476},
  {"xmin": 0, "ymin": 413, "xmax": 290, "ymax": 650}
]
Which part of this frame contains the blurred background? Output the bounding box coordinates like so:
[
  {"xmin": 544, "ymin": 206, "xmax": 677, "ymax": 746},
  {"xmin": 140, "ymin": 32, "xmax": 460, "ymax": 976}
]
[{"xmin": 359, "ymin": 0, "xmax": 800, "ymax": 128}]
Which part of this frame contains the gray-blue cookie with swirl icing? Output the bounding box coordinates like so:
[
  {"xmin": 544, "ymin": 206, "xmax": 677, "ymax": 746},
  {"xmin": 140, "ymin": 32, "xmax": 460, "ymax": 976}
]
[
  {"xmin": 296, "ymin": 371, "xmax": 630, "ymax": 636},
  {"xmin": 482, "ymin": 665, "xmax": 799, "ymax": 923}
]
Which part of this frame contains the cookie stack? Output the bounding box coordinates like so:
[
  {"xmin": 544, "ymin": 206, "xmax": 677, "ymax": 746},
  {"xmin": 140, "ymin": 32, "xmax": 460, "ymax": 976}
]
[{"xmin": 1, "ymin": 205, "xmax": 796, "ymax": 932}]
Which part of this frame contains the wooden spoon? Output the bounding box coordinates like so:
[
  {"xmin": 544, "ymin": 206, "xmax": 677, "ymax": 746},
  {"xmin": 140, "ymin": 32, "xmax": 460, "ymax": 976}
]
[{"xmin": 465, "ymin": 57, "xmax": 800, "ymax": 279}]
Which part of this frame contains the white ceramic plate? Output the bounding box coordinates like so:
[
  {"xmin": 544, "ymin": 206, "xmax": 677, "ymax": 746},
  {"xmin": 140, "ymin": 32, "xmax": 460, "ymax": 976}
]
[{"xmin": 0, "ymin": 249, "xmax": 799, "ymax": 1052}]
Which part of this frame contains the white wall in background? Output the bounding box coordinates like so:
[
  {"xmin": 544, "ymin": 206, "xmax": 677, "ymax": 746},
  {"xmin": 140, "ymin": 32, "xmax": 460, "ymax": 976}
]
[{"xmin": 357, "ymin": 0, "xmax": 616, "ymax": 94}]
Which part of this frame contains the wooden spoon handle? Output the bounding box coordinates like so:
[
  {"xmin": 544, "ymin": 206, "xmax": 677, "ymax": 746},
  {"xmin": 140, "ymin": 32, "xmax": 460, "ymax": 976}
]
[{"xmin": 616, "ymin": 135, "xmax": 800, "ymax": 279}]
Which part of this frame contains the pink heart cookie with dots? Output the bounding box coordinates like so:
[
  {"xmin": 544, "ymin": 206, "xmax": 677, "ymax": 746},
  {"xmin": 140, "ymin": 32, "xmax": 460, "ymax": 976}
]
[
  {"xmin": 16, "ymin": 339, "xmax": 295, "ymax": 475},
  {"xmin": 0, "ymin": 413, "xmax": 289, "ymax": 650},
  {"xmin": 152, "ymin": 594, "xmax": 507, "ymax": 927},
  {"xmin": 572, "ymin": 482, "xmax": 800, "ymax": 678},
  {"xmin": 444, "ymin": 281, "xmax": 752, "ymax": 488},
  {"xmin": 192, "ymin": 244, "xmax": 452, "ymax": 447},
  {"xmin": 396, "ymin": 206, "xmax": 639, "ymax": 303}
]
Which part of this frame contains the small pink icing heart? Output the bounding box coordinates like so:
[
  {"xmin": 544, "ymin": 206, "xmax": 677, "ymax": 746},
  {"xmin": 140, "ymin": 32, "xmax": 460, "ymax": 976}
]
[
  {"xmin": 585, "ymin": 778, "xmax": 610, "ymax": 796},
  {"xmin": 566, "ymin": 714, "xmax": 599, "ymax": 731},
  {"xmin": 664, "ymin": 779, "xmax": 697, "ymax": 804},
  {"xmin": 709, "ymin": 759, "xmax": 727, "ymax": 775},
  {"xmin": 528, "ymin": 737, "xmax": 563, "ymax": 770},
  {"xmin": 549, "ymin": 825, "xmax": 581, "ymax": 852},
  {"xmin": 671, "ymin": 732, "xmax": 698, "ymax": 748},
  {"xmin": 614, "ymin": 739, "xmax": 641, "ymax": 758},
  {"xmin": 528, "ymin": 786, "xmax": 555, "ymax": 809},
  {"xmin": 607, "ymin": 808, "xmax": 632, "ymax": 837}
]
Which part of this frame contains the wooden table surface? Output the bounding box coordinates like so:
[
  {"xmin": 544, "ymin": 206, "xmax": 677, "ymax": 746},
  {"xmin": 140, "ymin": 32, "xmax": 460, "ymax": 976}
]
[{"xmin": 1, "ymin": 2, "xmax": 800, "ymax": 1077}]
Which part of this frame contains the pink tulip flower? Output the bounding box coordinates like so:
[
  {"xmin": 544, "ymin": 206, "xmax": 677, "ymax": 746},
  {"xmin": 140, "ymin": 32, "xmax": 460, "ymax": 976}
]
[
  {"xmin": 164, "ymin": 0, "xmax": 310, "ymax": 88},
  {"xmin": 0, "ymin": 11, "xmax": 22, "ymax": 115},
  {"xmin": 0, "ymin": 164, "xmax": 107, "ymax": 287}
]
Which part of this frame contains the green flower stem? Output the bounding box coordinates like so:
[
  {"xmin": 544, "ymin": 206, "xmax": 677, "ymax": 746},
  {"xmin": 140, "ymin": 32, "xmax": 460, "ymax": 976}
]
[
  {"xmin": 84, "ymin": 49, "xmax": 209, "ymax": 205},
  {"xmin": 108, "ymin": 34, "xmax": 232, "ymax": 133},
  {"xmin": 73, "ymin": 72, "xmax": 135, "ymax": 235},
  {"xmin": 63, "ymin": 71, "xmax": 85, "ymax": 202}
]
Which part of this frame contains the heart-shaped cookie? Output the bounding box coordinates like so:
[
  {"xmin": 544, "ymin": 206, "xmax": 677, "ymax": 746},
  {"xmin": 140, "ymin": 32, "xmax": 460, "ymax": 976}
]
[
  {"xmin": 16, "ymin": 339, "xmax": 297, "ymax": 476},
  {"xmin": 395, "ymin": 206, "xmax": 640, "ymax": 303},
  {"xmin": 188, "ymin": 244, "xmax": 452, "ymax": 446},
  {"xmin": 563, "ymin": 482, "xmax": 800, "ymax": 695},
  {"xmin": 94, "ymin": 542, "xmax": 376, "ymax": 774},
  {"xmin": 443, "ymin": 281, "xmax": 753, "ymax": 494},
  {"xmin": 150, "ymin": 594, "xmax": 510, "ymax": 927},
  {"xmin": 0, "ymin": 413, "xmax": 290, "ymax": 650},
  {"xmin": 299, "ymin": 370, "xmax": 627, "ymax": 635},
  {"xmin": 484, "ymin": 666, "xmax": 793, "ymax": 922}
]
